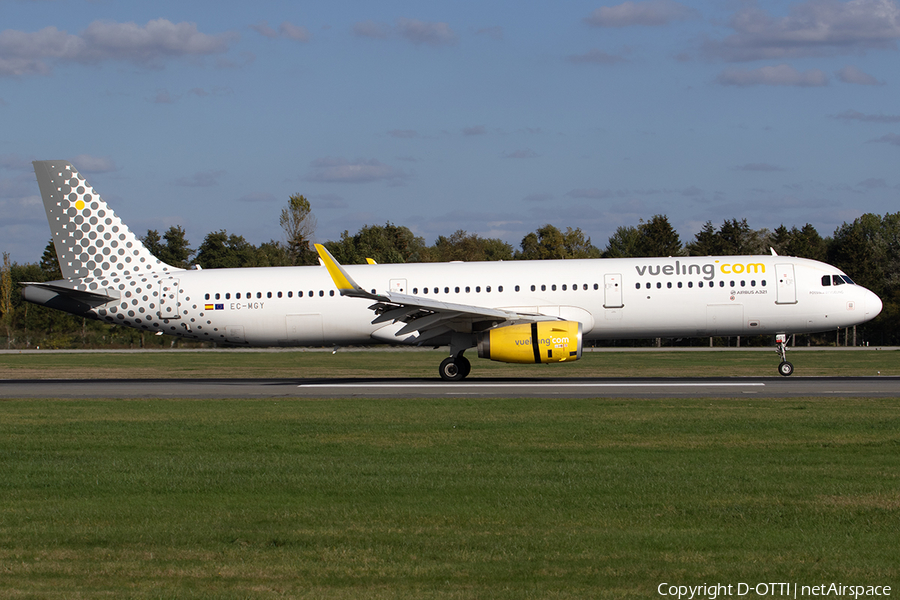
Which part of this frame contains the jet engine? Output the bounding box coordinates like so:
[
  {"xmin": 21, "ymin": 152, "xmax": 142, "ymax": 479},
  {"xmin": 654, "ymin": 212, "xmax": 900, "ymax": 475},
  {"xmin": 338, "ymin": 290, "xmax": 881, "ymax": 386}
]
[{"xmin": 476, "ymin": 321, "xmax": 583, "ymax": 364}]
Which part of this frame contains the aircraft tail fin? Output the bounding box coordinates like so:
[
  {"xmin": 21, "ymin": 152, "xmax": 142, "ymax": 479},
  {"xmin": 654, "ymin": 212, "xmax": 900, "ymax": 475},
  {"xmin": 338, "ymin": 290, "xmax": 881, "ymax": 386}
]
[{"xmin": 32, "ymin": 160, "xmax": 180, "ymax": 283}]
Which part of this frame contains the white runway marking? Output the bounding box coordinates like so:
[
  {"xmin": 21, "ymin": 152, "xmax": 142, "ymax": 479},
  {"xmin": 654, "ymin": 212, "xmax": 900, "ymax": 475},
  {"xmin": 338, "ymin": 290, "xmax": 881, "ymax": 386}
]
[{"xmin": 300, "ymin": 382, "xmax": 766, "ymax": 389}]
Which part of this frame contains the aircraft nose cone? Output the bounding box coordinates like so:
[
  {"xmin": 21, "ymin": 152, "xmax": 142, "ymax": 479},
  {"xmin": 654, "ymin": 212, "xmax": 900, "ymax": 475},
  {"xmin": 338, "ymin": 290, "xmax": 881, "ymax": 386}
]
[{"xmin": 867, "ymin": 289, "xmax": 883, "ymax": 318}]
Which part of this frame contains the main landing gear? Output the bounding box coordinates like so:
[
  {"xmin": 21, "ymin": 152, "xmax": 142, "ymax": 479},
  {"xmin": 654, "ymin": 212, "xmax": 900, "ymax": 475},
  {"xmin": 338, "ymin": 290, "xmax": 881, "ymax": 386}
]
[
  {"xmin": 439, "ymin": 355, "xmax": 471, "ymax": 381},
  {"xmin": 775, "ymin": 333, "xmax": 794, "ymax": 376}
]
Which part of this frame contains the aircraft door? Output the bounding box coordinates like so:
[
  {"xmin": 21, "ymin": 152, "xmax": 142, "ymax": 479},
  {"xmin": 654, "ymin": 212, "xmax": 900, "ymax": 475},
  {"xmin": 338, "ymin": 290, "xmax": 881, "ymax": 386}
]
[
  {"xmin": 604, "ymin": 273, "xmax": 623, "ymax": 308},
  {"xmin": 158, "ymin": 278, "xmax": 181, "ymax": 319},
  {"xmin": 775, "ymin": 264, "xmax": 797, "ymax": 305}
]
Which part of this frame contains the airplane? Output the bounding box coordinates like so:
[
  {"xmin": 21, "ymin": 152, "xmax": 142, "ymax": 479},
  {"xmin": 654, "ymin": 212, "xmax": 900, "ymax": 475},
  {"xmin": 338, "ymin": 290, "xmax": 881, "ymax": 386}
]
[{"xmin": 22, "ymin": 160, "xmax": 883, "ymax": 380}]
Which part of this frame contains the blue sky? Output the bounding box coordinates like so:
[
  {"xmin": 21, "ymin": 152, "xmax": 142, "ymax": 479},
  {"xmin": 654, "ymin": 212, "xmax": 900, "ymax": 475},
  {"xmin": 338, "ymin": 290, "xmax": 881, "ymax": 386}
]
[{"xmin": 2, "ymin": 0, "xmax": 899, "ymax": 264}]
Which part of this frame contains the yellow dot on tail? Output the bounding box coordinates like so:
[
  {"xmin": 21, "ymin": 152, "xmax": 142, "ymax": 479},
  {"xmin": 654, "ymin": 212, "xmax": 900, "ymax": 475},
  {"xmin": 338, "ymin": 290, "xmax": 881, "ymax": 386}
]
[{"xmin": 75, "ymin": 200, "xmax": 85, "ymax": 211}]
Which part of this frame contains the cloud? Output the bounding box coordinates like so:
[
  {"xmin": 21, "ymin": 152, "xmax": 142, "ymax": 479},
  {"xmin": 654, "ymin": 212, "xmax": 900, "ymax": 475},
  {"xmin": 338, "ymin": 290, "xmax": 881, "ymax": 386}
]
[
  {"xmin": 565, "ymin": 49, "xmax": 628, "ymax": 65},
  {"xmin": 174, "ymin": 170, "xmax": 225, "ymax": 187},
  {"xmin": 396, "ymin": 18, "xmax": 457, "ymax": 46},
  {"xmin": 306, "ymin": 157, "xmax": 408, "ymax": 184},
  {"xmin": 830, "ymin": 109, "xmax": 900, "ymax": 123},
  {"xmin": 353, "ymin": 18, "xmax": 457, "ymax": 46},
  {"xmin": 702, "ymin": 0, "xmax": 900, "ymax": 62},
  {"xmin": 857, "ymin": 177, "xmax": 888, "ymax": 188},
  {"xmin": 566, "ymin": 188, "xmax": 621, "ymax": 199},
  {"xmin": 836, "ymin": 65, "xmax": 884, "ymax": 85},
  {"xmin": 250, "ymin": 20, "xmax": 310, "ymax": 42},
  {"xmin": 151, "ymin": 89, "xmax": 176, "ymax": 103},
  {"xmin": 735, "ymin": 163, "xmax": 786, "ymax": 171},
  {"xmin": 715, "ymin": 64, "xmax": 828, "ymax": 87},
  {"xmin": 71, "ymin": 155, "xmax": 118, "ymax": 173},
  {"xmin": 462, "ymin": 125, "xmax": 487, "ymax": 136},
  {"xmin": 0, "ymin": 19, "xmax": 237, "ymax": 76},
  {"xmin": 584, "ymin": 0, "xmax": 697, "ymax": 27},
  {"xmin": 867, "ymin": 133, "xmax": 900, "ymax": 146}
]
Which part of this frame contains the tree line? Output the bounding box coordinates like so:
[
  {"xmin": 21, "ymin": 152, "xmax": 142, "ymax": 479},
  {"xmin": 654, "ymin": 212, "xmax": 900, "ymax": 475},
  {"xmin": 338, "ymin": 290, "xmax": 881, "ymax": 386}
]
[{"xmin": 1, "ymin": 194, "xmax": 897, "ymax": 348}]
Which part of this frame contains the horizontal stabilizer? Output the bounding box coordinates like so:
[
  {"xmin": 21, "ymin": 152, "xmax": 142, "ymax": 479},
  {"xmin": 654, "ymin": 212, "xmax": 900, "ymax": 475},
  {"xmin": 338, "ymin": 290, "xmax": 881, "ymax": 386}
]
[{"xmin": 21, "ymin": 281, "xmax": 120, "ymax": 306}]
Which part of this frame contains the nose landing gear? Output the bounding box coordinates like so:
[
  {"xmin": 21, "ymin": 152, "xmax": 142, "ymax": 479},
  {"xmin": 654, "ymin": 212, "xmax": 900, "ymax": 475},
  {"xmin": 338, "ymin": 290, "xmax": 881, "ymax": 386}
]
[{"xmin": 776, "ymin": 334, "xmax": 793, "ymax": 376}]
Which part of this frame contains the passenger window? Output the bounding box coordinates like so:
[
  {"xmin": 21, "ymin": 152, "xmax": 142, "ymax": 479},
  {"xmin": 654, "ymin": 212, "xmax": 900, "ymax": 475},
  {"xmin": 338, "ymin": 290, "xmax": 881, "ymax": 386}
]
[
  {"xmin": 515, "ymin": 285, "xmax": 520, "ymax": 292},
  {"xmin": 688, "ymin": 281, "xmax": 693, "ymax": 288},
  {"xmin": 531, "ymin": 285, "xmax": 535, "ymax": 292},
  {"xmin": 434, "ymin": 287, "xmax": 438, "ymax": 294},
  {"xmin": 455, "ymin": 287, "xmax": 460, "ymax": 293},
  {"xmin": 329, "ymin": 290, "xmax": 334, "ymax": 296},
  {"xmin": 205, "ymin": 293, "xmax": 210, "ymax": 300},
  {"xmin": 277, "ymin": 291, "xmax": 282, "ymax": 298},
  {"xmin": 551, "ymin": 284, "xmax": 556, "ymax": 291},
  {"xmin": 319, "ymin": 290, "xmax": 324, "ymax": 297},
  {"xmin": 646, "ymin": 282, "xmax": 651, "ymax": 289},
  {"xmin": 656, "ymin": 282, "xmax": 661, "ymax": 289},
  {"xmin": 498, "ymin": 286, "xmax": 503, "ymax": 292},
  {"xmin": 677, "ymin": 282, "xmax": 682, "ymax": 289},
  {"xmin": 593, "ymin": 284, "xmax": 599, "ymax": 290},
  {"xmin": 444, "ymin": 287, "xmax": 449, "ymax": 294},
  {"xmin": 267, "ymin": 292, "xmax": 272, "ymax": 298},
  {"xmin": 226, "ymin": 293, "xmax": 231, "ymax": 299},
  {"xmin": 635, "ymin": 283, "xmax": 641, "ymax": 290},
  {"xmin": 413, "ymin": 288, "xmax": 418, "ymax": 294},
  {"xmin": 541, "ymin": 285, "xmax": 546, "ymax": 291},
  {"xmin": 476, "ymin": 286, "xmax": 481, "ymax": 292},
  {"xmin": 740, "ymin": 281, "xmax": 745, "ymax": 287},
  {"xmin": 667, "ymin": 282, "xmax": 672, "ymax": 289},
  {"xmin": 257, "ymin": 292, "xmax": 262, "ymax": 299},
  {"xmin": 562, "ymin": 284, "xmax": 567, "ymax": 291},
  {"xmin": 719, "ymin": 281, "xmax": 725, "ymax": 287},
  {"xmin": 237, "ymin": 293, "xmax": 242, "ymax": 299},
  {"xmin": 583, "ymin": 284, "xmax": 588, "ymax": 290},
  {"xmin": 751, "ymin": 280, "xmax": 756, "ymax": 287},
  {"xmin": 215, "ymin": 293, "xmax": 220, "ymax": 300},
  {"xmin": 486, "ymin": 286, "xmax": 491, "ymax": 293},
  {"xmin": 288, "ymin": 291, "xmax": 293, "ymax": 298},
  {"xmin": 423, "ymin": 288, "xmax": 428, "ymax": 294}
]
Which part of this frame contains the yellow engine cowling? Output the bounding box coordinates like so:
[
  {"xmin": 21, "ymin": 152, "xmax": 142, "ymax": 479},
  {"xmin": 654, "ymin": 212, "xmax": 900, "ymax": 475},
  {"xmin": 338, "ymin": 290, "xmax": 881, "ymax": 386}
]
[{"xmin": 476, "ymin": 321, "xmax": 583, "ymax": 364}]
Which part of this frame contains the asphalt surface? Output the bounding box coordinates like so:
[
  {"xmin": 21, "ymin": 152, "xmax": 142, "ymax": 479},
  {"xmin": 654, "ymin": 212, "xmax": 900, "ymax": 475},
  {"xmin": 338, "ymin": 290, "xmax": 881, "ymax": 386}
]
[{"xmin": 1, "ymin": 376, "xmax": 898, "ymax": 399}]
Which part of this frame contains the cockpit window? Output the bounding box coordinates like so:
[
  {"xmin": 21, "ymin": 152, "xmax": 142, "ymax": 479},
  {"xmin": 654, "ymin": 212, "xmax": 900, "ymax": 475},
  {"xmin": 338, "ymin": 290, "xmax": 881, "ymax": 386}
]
[
  {"xmin": 821, "ymin": 275, "xmax": 831, "ymax": 287},
  {"xmin": 832, "ymin": 275, "xmax": 845, "ymax": 286},
  {"xmin": 841, "ymin": 275, "xmax": 855, "ymax": 285}
]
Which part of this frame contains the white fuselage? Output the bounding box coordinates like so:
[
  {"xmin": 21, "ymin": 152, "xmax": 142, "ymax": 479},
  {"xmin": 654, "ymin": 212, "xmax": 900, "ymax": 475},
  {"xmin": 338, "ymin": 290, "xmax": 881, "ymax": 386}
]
[{"xmin": 116, "ymin": 255, "xmax": 880, "ymax": 347}]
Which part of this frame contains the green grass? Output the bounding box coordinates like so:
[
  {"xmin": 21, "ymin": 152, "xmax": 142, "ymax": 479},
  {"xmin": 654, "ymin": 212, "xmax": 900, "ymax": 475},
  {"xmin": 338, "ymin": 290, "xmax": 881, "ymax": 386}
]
[
  {"xmin": 1, "ymin": 397, "xmax": 899, "ymax": 598},
  {"xmin": 1, "ymin": 348, "xmax": 898, "ymax": 379}
]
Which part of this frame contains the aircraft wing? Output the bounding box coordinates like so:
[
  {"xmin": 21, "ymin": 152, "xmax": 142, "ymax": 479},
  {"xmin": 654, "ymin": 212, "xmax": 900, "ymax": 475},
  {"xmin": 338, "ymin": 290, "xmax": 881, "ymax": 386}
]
[{"xmin": 315, "ymin": 244, "xmax": 558, "ymax": 343}]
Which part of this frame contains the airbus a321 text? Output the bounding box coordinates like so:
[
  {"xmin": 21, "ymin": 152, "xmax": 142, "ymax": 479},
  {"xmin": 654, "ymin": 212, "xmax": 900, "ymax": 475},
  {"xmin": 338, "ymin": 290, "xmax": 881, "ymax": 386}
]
[{"xmin": 22, "ymin": 161, "xmax": 882, "ymax": 380}]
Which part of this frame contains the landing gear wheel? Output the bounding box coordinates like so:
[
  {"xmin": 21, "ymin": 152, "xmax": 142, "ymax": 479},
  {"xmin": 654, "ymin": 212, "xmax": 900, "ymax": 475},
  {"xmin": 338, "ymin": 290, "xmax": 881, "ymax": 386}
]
[
  {"xmin": 439, "ymin": 356, "xmax": 470, "ymax": 381},
  {"xmin": 778, "ymin": 361, "xmax": 794, "ymax": 377}
]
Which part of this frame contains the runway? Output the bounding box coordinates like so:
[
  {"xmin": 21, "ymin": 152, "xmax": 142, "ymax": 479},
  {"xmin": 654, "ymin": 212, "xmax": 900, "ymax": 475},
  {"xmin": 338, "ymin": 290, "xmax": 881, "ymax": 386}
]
[{"xmin": 1, "ymin": 376, "xmax": 898, "ymax": 399}]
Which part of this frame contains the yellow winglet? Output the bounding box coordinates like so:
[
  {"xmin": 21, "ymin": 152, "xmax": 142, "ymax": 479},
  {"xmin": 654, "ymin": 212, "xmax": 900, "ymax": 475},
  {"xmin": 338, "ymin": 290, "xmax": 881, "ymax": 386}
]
[{"xmin": 314, "ymin": 244, "xmax": 373, "ymax": 298}]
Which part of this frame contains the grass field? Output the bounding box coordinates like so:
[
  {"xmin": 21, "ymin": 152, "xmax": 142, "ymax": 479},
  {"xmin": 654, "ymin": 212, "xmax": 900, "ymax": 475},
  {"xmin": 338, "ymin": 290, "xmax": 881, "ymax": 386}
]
[
  {"xmin": 1, "ymin": 396, "xmax": 899, "ymax": 598},
  {"xmin": 1, "ymin": 347, "xmax": 899, "ymax": 379},
  {"xmin": 1, "ymin": 351, "xmax": 898, "ymax": 598}
]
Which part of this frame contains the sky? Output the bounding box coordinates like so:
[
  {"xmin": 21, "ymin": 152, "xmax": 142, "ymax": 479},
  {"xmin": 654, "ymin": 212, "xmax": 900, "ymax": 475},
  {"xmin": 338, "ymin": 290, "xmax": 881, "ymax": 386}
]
[{"xmin": 2, "ymin": 0, "xmax": 899, "ymax": 265}]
